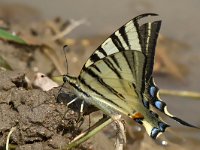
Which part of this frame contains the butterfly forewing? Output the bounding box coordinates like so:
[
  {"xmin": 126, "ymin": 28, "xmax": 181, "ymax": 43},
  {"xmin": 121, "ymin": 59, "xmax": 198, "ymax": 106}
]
[{"xmin": 83, "ymin": 13, "xmax": 159, "ymax": 69}]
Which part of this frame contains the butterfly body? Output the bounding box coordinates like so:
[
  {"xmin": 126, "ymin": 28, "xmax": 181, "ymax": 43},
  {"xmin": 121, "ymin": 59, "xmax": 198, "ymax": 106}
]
[{"xmin": 63, "ymin": 13, "xmax": 198, "ymax": 140}]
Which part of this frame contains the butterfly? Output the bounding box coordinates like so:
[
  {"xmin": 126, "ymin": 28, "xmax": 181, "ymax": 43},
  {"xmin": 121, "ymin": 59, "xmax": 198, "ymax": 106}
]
[{"xmin": 63, "ymin": 13, "xmax": 198, "ymax": 139}]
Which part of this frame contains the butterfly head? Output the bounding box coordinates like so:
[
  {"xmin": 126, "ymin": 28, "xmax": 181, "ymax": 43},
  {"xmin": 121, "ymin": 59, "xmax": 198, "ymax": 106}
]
[{"xmin": 63, "ymin": 75, "xmax": 78, "ymax": 85}]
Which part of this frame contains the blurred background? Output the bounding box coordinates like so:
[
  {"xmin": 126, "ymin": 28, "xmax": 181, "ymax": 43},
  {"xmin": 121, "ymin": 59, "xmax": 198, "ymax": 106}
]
[{"xmin": 0, "ymin": 0, "xmax": 200, "ymax": 149}]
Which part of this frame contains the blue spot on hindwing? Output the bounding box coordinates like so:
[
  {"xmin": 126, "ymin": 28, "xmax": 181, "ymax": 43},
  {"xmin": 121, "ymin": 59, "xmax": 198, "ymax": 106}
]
[
  {"xmin": 150, "ymin": 122, "xmax": 169, "ymax": 139},
  {"xmin": 158, "ymin": 122, "xmax": 169, "ymax": 132},
  {"xmin": 154, "ymin": 100, "xmax": 166, "ymax": 111},
  {"xmin": 143, "ymin": 100, "xmax": 149, "ymax": 109},
  {"xmin": 150, "ymin": 86, "xmax": 156, "ymax": 97},
  {"xmin": 151, "ymin": 128, "xmax": 160, "ymax": 139}
]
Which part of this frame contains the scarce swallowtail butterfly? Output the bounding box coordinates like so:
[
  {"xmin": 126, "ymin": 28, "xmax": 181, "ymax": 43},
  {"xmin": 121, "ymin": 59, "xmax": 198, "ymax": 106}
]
[{"xmin": 63, "ymin": 13, "xmax": 198, "ymax": 139}]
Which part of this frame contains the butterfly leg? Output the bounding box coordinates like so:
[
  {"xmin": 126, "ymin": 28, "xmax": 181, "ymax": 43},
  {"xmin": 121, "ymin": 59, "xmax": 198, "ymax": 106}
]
[
  {"xmin": 76, "ymin": 100, "xmax": 85, "ymax": 128},
  {"xmin": 65, "ymin": 97, "xmax": 84, "ymax": 128},
  {"xmin": 67, "ymin": 97, "xmax": 78, "ymax": 106},
  {"xmin": 80, "ymin": 100, "xmax": 85, "ymax": 114}
]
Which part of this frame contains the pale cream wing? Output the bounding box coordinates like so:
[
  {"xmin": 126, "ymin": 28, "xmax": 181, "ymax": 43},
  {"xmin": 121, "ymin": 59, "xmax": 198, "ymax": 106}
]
[
  {"xmin": 81, "ymin": 78, "xmax": 139, "ymax": 116},
  {"xmin": 79, "ymin": 50, "xmax": 146, "ymax": 99},
  {"xmin": 82, "ymin": 13, "xmax": 159, "ymax": 69},
  {"xmin": 79, "ymin": 76, "xmax": 168, "ymax": 138}
]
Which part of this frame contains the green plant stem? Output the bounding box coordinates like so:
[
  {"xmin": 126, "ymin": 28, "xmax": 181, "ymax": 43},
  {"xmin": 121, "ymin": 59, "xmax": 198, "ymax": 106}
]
[
  {"xmin": 160, "ymin": 89, "xmax": 200, "ymax": 100},
  {"xmin": 62, "ymin": 116, "xmax": 112, "ymax": 150}
]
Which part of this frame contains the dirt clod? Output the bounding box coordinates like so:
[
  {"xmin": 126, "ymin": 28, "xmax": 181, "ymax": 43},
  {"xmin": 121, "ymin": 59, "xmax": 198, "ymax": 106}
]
[{"xmin": 0, "ymin": 70, "xmax": 88, "ymax": 149}]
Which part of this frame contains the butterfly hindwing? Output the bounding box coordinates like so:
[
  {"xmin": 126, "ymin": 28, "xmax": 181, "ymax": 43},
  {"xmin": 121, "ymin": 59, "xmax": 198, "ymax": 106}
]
[
  {"xmin": 79, "ymin": 49, "xmax": 170, "ymax": 138},
  {"xmin": 145, "ymin": 77, "xmax": 199, "ymax": 128}
]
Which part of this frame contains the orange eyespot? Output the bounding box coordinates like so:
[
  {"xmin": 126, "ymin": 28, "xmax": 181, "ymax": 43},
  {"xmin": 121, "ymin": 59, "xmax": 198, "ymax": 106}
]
[{"xmin": 131, "ymin": 112, "xmax": 144, "ymax": 120}]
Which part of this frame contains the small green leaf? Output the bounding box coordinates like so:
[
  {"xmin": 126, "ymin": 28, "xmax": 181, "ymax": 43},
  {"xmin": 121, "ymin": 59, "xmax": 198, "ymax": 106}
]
[{"xmin": 0, "ymin": 28, "xmax": 26, "ymax": 44}]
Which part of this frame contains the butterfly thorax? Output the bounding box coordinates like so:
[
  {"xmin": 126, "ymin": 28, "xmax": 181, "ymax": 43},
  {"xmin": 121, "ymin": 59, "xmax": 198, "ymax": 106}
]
[
  {"xmin": 63, "ymin": 75, "xmax": 77, "ymax": 91},
  {"xmin": 63, "ymin": 75, "xmax": 90, "ymax": 102},
  {"xmin": 63, "ymin": 75, "xmax": 124, "ymax": 118},
  {"xmin": 63, "ymin": 75, "xmax": 84, "ymax": 96},
  {"xmin": 63, "ymin": 74, "xmax": 77, "ymax": 85}
]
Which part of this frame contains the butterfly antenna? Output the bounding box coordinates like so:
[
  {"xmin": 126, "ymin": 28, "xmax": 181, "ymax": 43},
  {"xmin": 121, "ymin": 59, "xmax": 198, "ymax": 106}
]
[
  {"xmin": 57, "ymin": 45, "xmax": 70, "ymax": 97},
  {"xmin": 63, "ymin": 45, "xmax": 69, "ymax": 75}
]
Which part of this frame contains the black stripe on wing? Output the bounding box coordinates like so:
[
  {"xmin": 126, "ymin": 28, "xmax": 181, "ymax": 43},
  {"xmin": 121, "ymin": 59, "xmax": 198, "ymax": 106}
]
[
  {"xmin": 78, "ymin": 76, "xmax": 124, "ymax": 109},
  {"xmin": 93, "ymin": 65, "xmax": 101, "ymax": 73},
  {"xmin": 90, "ymin": 53, "xmax": 101, "ymax": 63},
  {"xmin": 122, "ymin": 52, "xmax": 135, "ymax": 81},
  {"xmin": 110, "ymin": 54, "xmax": 122, "ymax": 70},
  {"xmin": 103, "ymin": 58, "xmax": 122, "ymax": 79},
  {"xmin": 80, "ymin": 67, "xmax": 125, "ymax": 101},
  {"xmin": 99, "ymin": 47, "xmax": 108, "ymax": 56},
  {"xmin": 139, "ymin": 21, "xmax": 161, "ymax": 81},
  {"xmin": 118, "ymin": 25, "xmax": 130, "ymax": 48},
  {"xmin": 111, "ymin": 34, "xmax": 125, "ymax": 51}
]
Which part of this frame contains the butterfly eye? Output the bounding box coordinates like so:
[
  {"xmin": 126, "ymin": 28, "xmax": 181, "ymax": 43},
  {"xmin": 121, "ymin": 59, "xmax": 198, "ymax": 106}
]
[{"xmin": 63, "ymin": 76, "xmax": 68, "ymax": 83}]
